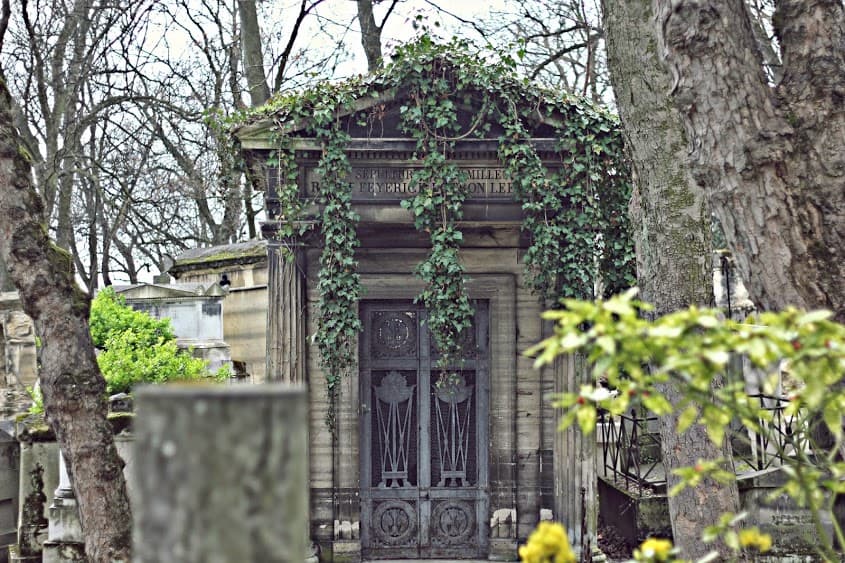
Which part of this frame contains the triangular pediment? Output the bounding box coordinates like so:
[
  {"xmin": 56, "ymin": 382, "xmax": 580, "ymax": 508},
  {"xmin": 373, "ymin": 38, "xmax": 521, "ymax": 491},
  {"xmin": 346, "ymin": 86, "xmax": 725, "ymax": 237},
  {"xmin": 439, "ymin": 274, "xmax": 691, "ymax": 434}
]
[{"xmin": 235, "ymin": 69, "xmax": 580, "ymax": 150}]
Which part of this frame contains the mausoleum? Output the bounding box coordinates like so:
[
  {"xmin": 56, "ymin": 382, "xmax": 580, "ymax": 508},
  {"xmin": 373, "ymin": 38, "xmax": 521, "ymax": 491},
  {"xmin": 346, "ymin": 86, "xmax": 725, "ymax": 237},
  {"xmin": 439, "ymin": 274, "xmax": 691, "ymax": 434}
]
[{"xmin": 234, "ymin": 42, "xmax": 633, "ymax": 561}]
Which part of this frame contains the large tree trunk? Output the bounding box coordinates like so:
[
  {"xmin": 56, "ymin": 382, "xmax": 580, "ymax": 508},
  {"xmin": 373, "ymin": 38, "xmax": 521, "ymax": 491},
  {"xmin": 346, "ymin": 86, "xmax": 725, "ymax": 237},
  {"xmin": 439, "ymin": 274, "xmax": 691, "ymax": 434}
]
[
  {"xmin": 602, "ymin": 0, "xmax": 741, "ymax": 557},
  {"xmin": 654, "ymin": 0, "xmax": 845, "ymax": 321},
  {"xmin": 0, "ymin": 75, "xmax": 132, "ymax": 562}
]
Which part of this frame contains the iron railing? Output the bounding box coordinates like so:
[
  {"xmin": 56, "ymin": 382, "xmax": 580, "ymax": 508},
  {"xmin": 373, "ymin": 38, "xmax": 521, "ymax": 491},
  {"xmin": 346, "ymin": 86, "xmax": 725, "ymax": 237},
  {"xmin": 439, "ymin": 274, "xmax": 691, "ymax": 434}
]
[
  {"xmin": 598, "ymin": 394, "xmax": 799, "ymax": 497},
  {"xmin": 731, "ymin": 393, "xmax": 801, "ymax": 472},
  {"xmin": 598, "ymin": 409, "xmax": 665, "ymax": 495}
]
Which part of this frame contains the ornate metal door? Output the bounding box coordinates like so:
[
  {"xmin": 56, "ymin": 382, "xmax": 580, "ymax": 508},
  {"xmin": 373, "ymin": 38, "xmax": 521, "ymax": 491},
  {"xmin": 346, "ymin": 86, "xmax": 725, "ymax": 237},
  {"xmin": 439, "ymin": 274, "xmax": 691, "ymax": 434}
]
[{"xmin": 360, "ymin": 301, "xmax": 489, "ymax": 559}]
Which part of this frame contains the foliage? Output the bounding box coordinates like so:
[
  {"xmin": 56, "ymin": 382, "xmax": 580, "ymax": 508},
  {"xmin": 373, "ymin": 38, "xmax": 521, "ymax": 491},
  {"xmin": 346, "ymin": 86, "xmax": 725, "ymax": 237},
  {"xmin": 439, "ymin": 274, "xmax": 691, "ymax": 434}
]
[
  {"xmin": 528, "ymin": 289, "xmax": 845, "ymax": 559},
  {"xmin": 311, "ymin": 110, "xmax": 363, "ymax": 426},
  {"xmin": 90, "ymin": 287, "xmax": 174, "ymax": 348},
  {"xmin": 230, "ymin": 36, "xmax": 634, "ymax": 423},
  {"xmin": 632, "ymin": 537, "xmax": 676, "ymax": 562},
  {"xmin": 91, "ymin": 288, "xmax": 228, "ymax": 395},
  {"xmin": 393, "ymin": 39, "xmax": 475, "ymax": 370},
  {"xmin": 26, "ymin": 382, "xmax": 43, "ymax": 415},
  {"xmin": 518, "ymin": 521, "xmax": 575, "ymax": 563},
  {"xmin": 518, "ymin": 517, "xmax": 772, "ymax": 562}
]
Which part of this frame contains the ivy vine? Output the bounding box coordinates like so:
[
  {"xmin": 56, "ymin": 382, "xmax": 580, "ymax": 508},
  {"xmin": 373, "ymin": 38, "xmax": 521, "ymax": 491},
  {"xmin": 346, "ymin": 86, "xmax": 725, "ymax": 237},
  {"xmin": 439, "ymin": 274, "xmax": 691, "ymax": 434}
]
[
  {"xmin": 229, "ymin": 36, "xmax": 635, "ymax": 427},
  {"xmin": 394, "ymin": 51, "xmax": 476, "ymax": 372},
  {"xmin": 309, "ymin": 92, "xmax": 363, "ymax": 431}
]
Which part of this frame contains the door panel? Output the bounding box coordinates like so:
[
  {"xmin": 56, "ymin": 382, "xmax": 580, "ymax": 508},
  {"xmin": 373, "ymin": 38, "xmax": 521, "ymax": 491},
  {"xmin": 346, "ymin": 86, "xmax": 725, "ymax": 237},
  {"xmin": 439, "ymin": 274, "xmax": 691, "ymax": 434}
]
[{"xmin": 360, "ymin": 301, "xmax": 489, "ymax": 560}]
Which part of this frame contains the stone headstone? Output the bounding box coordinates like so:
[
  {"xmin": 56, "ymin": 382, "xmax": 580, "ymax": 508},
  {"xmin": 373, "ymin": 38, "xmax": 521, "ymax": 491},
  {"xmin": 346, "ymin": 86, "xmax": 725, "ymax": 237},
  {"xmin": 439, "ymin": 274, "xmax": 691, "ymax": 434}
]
[{"xmin": 132, "ymin": 384, "xmax": 307, "ymax": 563}]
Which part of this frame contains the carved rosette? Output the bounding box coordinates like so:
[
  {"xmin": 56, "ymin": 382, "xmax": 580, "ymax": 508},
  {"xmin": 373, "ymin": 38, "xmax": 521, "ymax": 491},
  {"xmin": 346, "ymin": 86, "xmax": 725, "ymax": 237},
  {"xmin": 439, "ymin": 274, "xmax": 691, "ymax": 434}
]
[
  {"xmin": 372, "ymin": 311, "xmax": 417, "ymax": 359},
  {"xmin": 371, "ymin": 500, "xmax": 417, "ymax": 546},
  {"xmin": 430, "ymin": 500, "xmax": 475, "ymax": 546}
]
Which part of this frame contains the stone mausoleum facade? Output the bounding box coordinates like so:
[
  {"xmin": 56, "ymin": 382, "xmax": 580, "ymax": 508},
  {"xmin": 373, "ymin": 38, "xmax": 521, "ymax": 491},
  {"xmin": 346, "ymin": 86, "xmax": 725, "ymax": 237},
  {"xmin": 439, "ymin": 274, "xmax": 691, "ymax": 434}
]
[{"xmin": 235, "ymin": 78, "xmax": 600, "ymax": 561}]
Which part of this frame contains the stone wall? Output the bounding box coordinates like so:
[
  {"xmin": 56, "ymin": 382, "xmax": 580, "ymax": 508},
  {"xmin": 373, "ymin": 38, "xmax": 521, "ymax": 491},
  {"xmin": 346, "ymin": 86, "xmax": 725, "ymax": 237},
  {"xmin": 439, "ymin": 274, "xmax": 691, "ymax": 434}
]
[{"xmin": 0, "ymin": 294, "xmax": 37, "ymax": 423}]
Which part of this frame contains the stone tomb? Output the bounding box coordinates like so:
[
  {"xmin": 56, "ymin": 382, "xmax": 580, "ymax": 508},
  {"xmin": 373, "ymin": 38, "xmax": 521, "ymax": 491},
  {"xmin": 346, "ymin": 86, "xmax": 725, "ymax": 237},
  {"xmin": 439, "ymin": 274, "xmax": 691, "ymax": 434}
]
[{"xmin": 236, "ymin": 89, "xmax": 597, "ymax": 561}]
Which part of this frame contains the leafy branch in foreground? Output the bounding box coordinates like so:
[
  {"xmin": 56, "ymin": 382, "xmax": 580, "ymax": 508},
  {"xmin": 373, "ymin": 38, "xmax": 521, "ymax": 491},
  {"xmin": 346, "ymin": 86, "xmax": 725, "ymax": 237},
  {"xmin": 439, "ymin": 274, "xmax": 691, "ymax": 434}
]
[{"xmin": 528, "ymin": 288, "xmax": 845, "ymax": 559}]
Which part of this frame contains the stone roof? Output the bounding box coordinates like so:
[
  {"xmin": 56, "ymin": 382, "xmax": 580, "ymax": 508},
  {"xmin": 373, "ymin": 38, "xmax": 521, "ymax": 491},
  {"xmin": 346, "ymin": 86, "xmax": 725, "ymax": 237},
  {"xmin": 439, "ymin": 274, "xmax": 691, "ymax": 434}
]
[
  {"xmin": 112, "ymin": 282, "xmax": 227, "ymax": 299},
  {"xmin": 169, "ymin": 240, "xmax": 267, "ymax": 274}
]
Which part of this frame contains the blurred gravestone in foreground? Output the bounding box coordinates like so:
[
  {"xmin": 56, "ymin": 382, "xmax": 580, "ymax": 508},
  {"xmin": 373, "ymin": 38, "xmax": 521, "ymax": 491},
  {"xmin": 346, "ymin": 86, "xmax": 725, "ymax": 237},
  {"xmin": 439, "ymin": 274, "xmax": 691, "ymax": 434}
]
[{"xmin": 133, "ymin": 384, "xmax": 307, "ymax": 563}]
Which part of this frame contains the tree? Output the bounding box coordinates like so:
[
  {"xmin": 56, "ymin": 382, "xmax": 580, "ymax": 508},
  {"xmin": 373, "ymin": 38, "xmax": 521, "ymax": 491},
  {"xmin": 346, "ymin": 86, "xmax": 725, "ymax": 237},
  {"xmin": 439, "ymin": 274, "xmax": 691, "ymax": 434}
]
[
  {"xmin": 90, "ymin": 288, "xmax": 228, "ymax": 394},
  {"xmin": 601, "ymin": 0, "xmax": 740, "ymax": 556},
  {"xmin": 356, "ymin": 0, "xmax": 399, "ymax": 72},
  {"xmin": 489, "ymin": 0, "xmax": 609, "ymax": 101},
  {"xmin": 653, "ymin": 0, "xmax": 844, "ymax": 321},
  {"xmin": 0, "ymin": 8, "xmax": 132, "ymax": 562}
]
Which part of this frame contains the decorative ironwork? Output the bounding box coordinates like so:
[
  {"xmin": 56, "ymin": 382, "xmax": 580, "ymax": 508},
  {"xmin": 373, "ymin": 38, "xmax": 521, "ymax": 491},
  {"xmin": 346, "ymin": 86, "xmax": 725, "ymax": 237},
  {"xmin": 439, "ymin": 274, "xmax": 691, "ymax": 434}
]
[
  {"xmin": 431, "ymin": 500, "xmax": 475, "ymax": 546},
  {"xmin": 598, "ymin": 394, "xmax": 799, "ymax": 498},
  {"xmin": 598, "ymin": 408, "xmax": 664, "ymax": 496},
  {"xmin": 430, "ymin": 326, "xmax": 477, "ymax": 359},
  {"xmin": 433, "ymin": 374, "xmax": 474, "ymax": 487},
  {"xmin": 372, "ymin": 311, "xmax": 417, "ymax": 358},
  {"xmin": 374, "ymin": 371, "xmax": 416, "ymax": 488},
  {"xmin": 372, "ymin": 500, "xmax": 417, "ymax": 546}
]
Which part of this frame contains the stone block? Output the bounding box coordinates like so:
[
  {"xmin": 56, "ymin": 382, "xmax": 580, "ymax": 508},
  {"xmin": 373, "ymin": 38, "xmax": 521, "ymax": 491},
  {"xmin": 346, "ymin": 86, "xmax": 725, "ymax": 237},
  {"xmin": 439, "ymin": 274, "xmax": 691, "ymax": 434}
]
[{"xmin": 133, "ymin": 384, "xmax": 308, "ymax": 563}]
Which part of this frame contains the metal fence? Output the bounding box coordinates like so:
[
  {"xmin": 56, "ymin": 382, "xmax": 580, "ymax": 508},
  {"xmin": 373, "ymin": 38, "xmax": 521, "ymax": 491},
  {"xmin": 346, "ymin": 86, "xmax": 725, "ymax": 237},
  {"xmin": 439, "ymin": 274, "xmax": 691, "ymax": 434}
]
[{"xmin": 598, "ymin": 393, "xmax": 800, "ymax": 498}]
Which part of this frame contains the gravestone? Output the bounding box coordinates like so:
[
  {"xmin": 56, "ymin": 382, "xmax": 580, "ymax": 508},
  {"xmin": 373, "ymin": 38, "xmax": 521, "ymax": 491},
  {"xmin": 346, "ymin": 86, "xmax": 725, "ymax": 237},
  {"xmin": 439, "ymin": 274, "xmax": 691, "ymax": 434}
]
[{"xmin": 132, "ymin": 385, "xmax": 307, "ymax": 563}]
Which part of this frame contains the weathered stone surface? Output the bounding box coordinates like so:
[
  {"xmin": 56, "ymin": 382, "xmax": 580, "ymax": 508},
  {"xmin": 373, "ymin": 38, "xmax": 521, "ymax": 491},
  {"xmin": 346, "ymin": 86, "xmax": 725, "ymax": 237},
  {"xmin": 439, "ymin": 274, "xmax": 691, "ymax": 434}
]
[{"xmin": 132, "ymin": 384, "xmax": 308, "ymax": 563}]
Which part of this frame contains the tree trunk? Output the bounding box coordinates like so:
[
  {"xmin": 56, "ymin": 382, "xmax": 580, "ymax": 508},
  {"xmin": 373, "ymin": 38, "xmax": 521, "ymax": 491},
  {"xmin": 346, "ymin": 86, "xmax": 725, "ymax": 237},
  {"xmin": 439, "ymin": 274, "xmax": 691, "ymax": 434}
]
[
  {"xmin": 237, "ymin": 0, "xmax": 270, "ymax": 107},
  {"xmin": 654, "ymin": 0, "xmax": 845, "ymax": 321},
  {"xmin": 602, "ymin": 0, "xmax": 741, "ymax": 557},
  {"xmin": 356, "ymin": 0, "xmax": 383, "ymax": 72},
  {"xmin": 0, "ymin": 74, "xmax": 132, "ymax": 562}
]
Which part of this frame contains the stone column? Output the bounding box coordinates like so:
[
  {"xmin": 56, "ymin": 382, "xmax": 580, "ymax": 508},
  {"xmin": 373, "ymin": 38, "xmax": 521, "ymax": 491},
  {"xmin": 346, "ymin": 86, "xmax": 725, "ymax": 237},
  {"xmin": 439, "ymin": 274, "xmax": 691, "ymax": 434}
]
[
  {"xmin": 42, "ymin": 451, "xmax": 84, "ymax": 562},
  {"xmin": 265, "ymin": 239, "xmax": 306, "ymax": 384},
  {"xmin": 133, "ymin": 385, "xmax": 308, "ymax": 563},
  {"xmin": 553, "ymin": 353, "xmax": 601, "ymax": 560}
]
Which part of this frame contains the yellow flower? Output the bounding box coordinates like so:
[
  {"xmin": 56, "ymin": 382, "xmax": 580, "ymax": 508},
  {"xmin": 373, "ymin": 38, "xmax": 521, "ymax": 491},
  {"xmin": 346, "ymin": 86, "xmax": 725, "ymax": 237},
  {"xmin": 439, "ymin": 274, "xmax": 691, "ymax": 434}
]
[
  {"xmin": 738, "ymin": 527, "xmax": 772, "ymax": 553},
  {"xmin": 519, "ymin": 521, "xmax": 576, "ymax": 563},
  {"xmin": 634, "ymin": 537, "xmax": 674, "ymax": 562}
]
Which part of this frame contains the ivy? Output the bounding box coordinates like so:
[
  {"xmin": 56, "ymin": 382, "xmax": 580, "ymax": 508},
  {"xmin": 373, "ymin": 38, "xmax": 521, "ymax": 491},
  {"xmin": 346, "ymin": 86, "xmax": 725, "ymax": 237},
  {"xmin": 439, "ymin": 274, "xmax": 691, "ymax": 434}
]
[
  {"xmin": 396, "ymin": 51, "xmax": 475, "ymax": 372},
  {"xmin": 267, "ymin": 138, "xmax": 303, "ymax": 241},
  {"xmin": 309, "ymin": 92, "xmax": 363, "ymax": 432},
  {"xmin": 228, "ymin": 36, "xmax": 636, "ymax": 425}
]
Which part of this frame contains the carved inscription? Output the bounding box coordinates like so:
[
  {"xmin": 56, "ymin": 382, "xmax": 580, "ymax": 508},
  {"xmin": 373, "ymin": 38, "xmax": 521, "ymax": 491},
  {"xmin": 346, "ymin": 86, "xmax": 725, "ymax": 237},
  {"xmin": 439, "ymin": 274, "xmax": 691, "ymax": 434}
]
[{"xmin": 305, "ymin": 166, "xmax": 515, "ymax": 200}]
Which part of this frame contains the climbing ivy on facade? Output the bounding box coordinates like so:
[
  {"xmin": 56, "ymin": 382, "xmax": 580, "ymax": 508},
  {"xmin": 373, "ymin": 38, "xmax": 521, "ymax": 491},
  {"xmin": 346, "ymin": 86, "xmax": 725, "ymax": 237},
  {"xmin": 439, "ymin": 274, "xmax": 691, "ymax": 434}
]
[{"xmin": 229, "ymin": 36, "xmax": 635, "ymax": 427}]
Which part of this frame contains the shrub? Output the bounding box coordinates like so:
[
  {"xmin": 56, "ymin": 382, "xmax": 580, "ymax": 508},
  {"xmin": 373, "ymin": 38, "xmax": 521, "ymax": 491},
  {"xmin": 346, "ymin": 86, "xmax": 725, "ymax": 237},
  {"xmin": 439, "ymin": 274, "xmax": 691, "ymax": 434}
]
[{"xmin": 91, "ymin": 288, "xmax": 228, "ymax": 394}]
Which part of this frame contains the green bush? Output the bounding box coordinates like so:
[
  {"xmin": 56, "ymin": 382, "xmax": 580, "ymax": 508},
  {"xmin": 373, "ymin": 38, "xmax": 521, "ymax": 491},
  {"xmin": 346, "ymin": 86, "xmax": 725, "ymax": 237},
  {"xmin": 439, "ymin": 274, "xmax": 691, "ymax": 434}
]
[
  {"xmin": 90, "ymin": 287, "xmax": 173, "ymax": 348},
  {"xmin": 91, "ymin": 288, "xmax": 228, "ymax": 394}
]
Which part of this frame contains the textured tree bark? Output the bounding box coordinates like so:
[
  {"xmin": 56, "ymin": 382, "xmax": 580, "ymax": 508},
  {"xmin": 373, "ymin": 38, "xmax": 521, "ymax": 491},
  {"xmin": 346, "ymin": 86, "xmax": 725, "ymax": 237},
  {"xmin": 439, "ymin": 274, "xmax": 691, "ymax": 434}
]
[
  {"xmin": 356, "ymin": 0, "xmax": 383, "ymax": 72},
  {"xmin": 0, "ymin": 75, "xmax": 132, "ymax": 561},
  {"xmin": 237, "ymin": 0, "xmax": 271, "ymax": 107},
  {"xmin": 654, "ymin": 0, "xmax": 845, "ymax": 321},
  {"xmin": 602, "ymin": 0, "xmax": 741, "ymax": 557},
  {"xmin": 0, "ymin": 253, "xmax": 11, "ymax": 291},
  {"xmin": 133, "ymin": 385, "xmax": 308, "ymax": 563}
]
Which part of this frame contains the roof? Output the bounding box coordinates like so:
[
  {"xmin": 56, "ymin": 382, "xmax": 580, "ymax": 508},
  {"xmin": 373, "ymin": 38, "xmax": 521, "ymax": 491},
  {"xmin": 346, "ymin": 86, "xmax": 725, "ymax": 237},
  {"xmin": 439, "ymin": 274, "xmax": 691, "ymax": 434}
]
[
  {"xmin": 112, "ymin": 282, "xmax": 227, "ymax": 299},
  {"xmin": 169, "ymin": 240, "xmax": 267, "ymax": 274},
  {"xmin": 232, "ymin": 39, "xmax": 616, "ymax": 150}
]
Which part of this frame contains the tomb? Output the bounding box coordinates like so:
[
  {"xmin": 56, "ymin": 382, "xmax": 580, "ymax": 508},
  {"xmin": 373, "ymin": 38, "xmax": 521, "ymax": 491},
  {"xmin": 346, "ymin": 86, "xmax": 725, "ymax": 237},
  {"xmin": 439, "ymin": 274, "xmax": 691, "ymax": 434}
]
[{"xmin": 234, "ymin": 45, "xmax": 632, "ymax": 561}]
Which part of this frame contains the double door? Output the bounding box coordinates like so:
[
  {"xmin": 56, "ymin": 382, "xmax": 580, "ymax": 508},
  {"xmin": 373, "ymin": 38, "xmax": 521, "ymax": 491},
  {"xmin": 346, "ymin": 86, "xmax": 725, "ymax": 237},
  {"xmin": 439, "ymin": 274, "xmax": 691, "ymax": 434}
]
[{"xmin": 359, "ymin": 301, "xmax": 489, "ymax": 559}]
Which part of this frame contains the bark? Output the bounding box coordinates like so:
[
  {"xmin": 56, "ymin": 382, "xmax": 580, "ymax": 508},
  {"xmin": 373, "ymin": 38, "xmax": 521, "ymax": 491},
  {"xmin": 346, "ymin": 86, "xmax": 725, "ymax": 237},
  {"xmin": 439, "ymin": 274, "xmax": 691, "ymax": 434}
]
[
  {"xmin": 654, "ymin": 0, "xmax": 845, "ymax": 321},
  {"xmin": 0, "ymin": 75, "xmax": 131, "ymax": 562},
  {"xmin": 602, "ymin": 0, "xmax": 741, "ymax": 557},
  {"xmin": 357, "ymin": 0, "xmax": 383, "ymax": 72},
  {"xmin": 0, "ymin": 254, "xmax": 11, "ymax": 291},
  {"xmin": 237, "ymin": 0, "xmax": 270, "ymax": 106}
]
